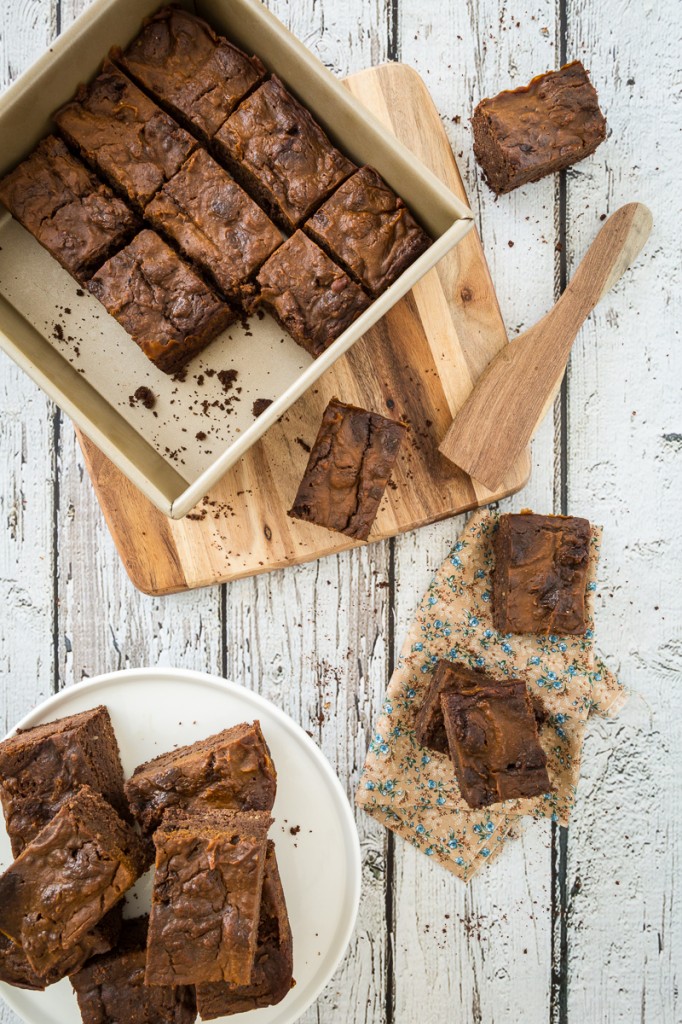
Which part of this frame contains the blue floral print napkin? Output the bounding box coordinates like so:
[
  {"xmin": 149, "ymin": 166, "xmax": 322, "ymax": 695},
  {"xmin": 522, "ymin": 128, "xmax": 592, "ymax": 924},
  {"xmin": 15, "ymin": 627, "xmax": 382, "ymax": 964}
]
[{"xmin": 356, "ymin": 509, "xmax": 626, "ymax": 882}]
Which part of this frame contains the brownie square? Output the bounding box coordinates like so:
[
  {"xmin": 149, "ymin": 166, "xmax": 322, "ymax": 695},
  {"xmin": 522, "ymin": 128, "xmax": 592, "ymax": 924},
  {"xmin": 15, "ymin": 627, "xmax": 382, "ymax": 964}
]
[
  {"xmin": 145, "ymin": 149, "xmax": 282, "ymax": 304},
  {"xmin": 288, "ymin": 398, "xmax": 407, "ymax": 540},
  {"xmin": 414, "ymin": 660, "xmax": 488, "ymax": 754},
  {"xmin": 146, "ymin": 809, "xmax": 271, "ymax": 987},
  {"xmin": 214, "ymin": 76, "xmax": 355, "ymax": 231},
  {"xmin": 0, "ymin": 786, "xmax": 145, "ymax": 978},
  {"xmin": 71, "ymin": 916, "xmax": 196, "ymax": 1024},
  {"xmin": 0, "ymin": 906, "xmax": 122, "ymax": 991},
  {"xmin": 124, "ymin": 720, "xmax": 277, "ymax": 840},
  {"xmin": 305, "ymin": 165, "xmax": 431, "ymax": 296},
  {"xmin": 251, "ymin": 231, "xmax": 371, "ymax": 357},
  {"xmin": 54, "ymin": 60, "xmax": 197, "ymax": 209},
  {"xmin": 0, "ymin": 704, "xmax": 127, "ymax": 856},
  {"xmin": 472, "ymin": 61, "xmax": 607, "ymax": 195},
  {"xmin": 441, "ymin": 675, "xmax": 550, "ymax": 808},
  {"xmin": 196, "ymin": 840, "xmax": 294, "ymax": 1018},
  {"xmin": 115, "ymin": 6, "xmax": 265, "ymax": 142},
  {"xmin": 88, "ymin": 230, "xmax": 235, "ymax": 374},
  {"xmin": 0, "ymin": 136, "xmax": 137, "ymax": 283},
  {"xmin": 492, "ymin": 513, "xmax": 592, "ymax": 634}
]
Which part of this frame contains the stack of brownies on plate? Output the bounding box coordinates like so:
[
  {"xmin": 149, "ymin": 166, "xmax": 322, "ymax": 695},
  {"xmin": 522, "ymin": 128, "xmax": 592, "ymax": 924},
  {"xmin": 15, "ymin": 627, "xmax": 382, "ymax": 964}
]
[
  {"xmin": 0, "ymin": 5, "xmax": 431, "ymax": 375},
  {"xmin": 0, "ymin": 708, "xmax": 293, "ymax": 1022},
  {"xmin": 414, "ymin": 513, "xmax": 593, "ymax": 807}
]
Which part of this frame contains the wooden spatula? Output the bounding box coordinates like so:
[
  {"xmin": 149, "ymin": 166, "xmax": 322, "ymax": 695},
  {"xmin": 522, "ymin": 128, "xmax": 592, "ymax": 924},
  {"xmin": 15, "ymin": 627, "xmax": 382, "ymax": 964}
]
[{"xmin": 438, "ymin": 202, "xmax": 653, "ymax": 491}]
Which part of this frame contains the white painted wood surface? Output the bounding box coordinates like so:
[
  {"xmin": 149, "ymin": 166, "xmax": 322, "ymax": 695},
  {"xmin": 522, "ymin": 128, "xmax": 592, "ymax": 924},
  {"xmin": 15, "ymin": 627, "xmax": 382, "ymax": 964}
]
[{"xmin": 0, "ymin": 1, "xmax": 679, "ymax": 1023}]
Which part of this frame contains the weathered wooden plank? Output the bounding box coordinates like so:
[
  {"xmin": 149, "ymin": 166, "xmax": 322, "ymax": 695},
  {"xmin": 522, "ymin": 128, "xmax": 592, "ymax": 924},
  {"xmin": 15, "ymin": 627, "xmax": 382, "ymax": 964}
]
[
  {"xmin": 563, "ymin": 1, "xmax": 681, "ymax": 1020},
  {"xmin": 390, "ymin": 1, "xmax": 560, "ymax": 1020},
  {"xmin": 0, "ymin": 5, "xmax": 58, "ymax": 1019},
  {"xmin": 217, "ymin": 5, "xmax": 393, "ymax": 1021}
]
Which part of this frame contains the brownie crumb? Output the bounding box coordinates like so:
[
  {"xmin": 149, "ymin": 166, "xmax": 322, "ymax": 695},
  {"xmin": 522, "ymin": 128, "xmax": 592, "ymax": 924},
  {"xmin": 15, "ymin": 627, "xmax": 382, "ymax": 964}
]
[
  {"xmin": 217, "ymin": 368, "xmax": 238, "ymax": 392},
  {"xmin": 195, "ymin": 431, "xmax": 207, "ymax": 441},
  {"xmin": 252, "ymin": 398, "xmax": 273, "ymax": 416},
  {"xmin": 172, "ymin": 367, "xmax": 188, "ymax": 383},
  {"xmin": 130, "ymin": 386, "xmax": 156, "ymax": 410},
  {"xmin": 52, "ymin": 323, "xmax": 64, "ymax": 341},
  {"xmin": 295, "ymin": 436, "xmax": 312, "ymax": 453},
  {"xmin": 76, "ymin": 288, "xmax": 85, "ymax": 297},
  {"xmin": 289, "ymin": 825, "xmax": 301, "ymax": 836}
]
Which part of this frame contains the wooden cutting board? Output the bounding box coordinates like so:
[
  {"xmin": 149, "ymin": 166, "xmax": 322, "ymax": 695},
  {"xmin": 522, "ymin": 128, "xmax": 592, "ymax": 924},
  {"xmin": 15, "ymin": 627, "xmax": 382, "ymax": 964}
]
[{"xmin": 77, "ymin": 63, "xmax": 530, "ymax": 595}]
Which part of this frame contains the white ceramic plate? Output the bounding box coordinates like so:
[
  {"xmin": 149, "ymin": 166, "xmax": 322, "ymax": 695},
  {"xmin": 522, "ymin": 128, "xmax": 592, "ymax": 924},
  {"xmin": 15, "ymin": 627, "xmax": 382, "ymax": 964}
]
[{"xmin": 0, "ymin": 668, "xmax": 361, "ymax": 1024}]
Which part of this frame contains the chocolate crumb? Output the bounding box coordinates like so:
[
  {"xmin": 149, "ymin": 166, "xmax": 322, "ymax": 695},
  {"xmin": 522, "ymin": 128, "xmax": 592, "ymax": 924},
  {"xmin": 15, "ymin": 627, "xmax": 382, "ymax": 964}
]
[
  {"xmin": 76, "ymin": 288, "xmax": 84, "ymax": 297},
  {"xmin": 252, "ymin": 398, "xmax": 273, "ymax": 416},
  {"xmin": 195, "ymin": 431, "xmax": 207, "ymax": 441},
  {"xmin": 217, "ymin": 368, "xmax": 238, "ymax": 392},
  {"xmin": 130, "ymin": 386, "xmax": 156, "ymax": 409},
  {"xmin": 52, "ymin": 323, "xmax": 64, "ymax": 341},
  {"xmin": 289, "ymin": 825, "xmax": 301, "ymax": 836},
  {"xmin": 295, "ymin": 436, "xmax": 312, "ymax": 453}
]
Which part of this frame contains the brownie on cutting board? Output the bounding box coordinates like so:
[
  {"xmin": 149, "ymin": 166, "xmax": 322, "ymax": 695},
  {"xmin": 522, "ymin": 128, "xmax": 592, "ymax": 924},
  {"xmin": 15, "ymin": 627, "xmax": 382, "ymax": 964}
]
[
  {"xmin": 124, "ymin": 719, "xmax": 277, "ymax": 839},
  {"xmin": 214, "ymin": 75, "xmax": 355, "ymax": 232},
  {"xmin": 0, "ymin": 703, "xmax": 127, "ymax": 856},
  {"xmin": 146, "ymin": 808, "xmax": 272, "ymax": 988},
  {"xmin": 492, "ymin": 512, "xmax": 592, "ymax": 634},
  {"xmin": 288, "ymin": 398, "xmax": 407, "ymax": 540},
  {"xmin": 471, "ymin": 61, "xmax": 607, "ymax": 194},
  {"xmin": 145, "ymin": 149, "xmax": 282, "ymax": 305},
  {"xmin": 250, "ymin": 231, "xmax": 371, "ymax": 358},
  {"xmin": 0, "ymin": 786, "xmax": 145, "ymax": 979},
  {"xmin": 0, "ymin": 136, "xmax": 137, "ymax": 284},
  {"xmin": 71, "ymin": 916, "xmax": 196, "ymax": 1024},
  {"xmin": 305, "ymin": 165, "xmax": 431, "ymax": 296},
  {"xmin": 88, "ymin": 229, "xmax": 235, "ymax": 375},
  {"xmin": 196, "ymin": 840, "xmax": 294, "ymax": 1018},
  {"xmin": 114, "ymin": 5, "xmax": 265, "ymax": 142},
  {"xmin": 54, "ymin": 59, "xmax": 196, "ymax": 210}
]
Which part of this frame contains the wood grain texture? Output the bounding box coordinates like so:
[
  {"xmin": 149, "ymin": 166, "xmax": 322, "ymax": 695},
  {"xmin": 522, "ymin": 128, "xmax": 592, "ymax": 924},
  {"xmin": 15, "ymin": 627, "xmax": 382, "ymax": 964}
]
[
  {"xmin": 440, "ymin": 202, "xmax": 653, "ymax": 490},
  {"xmin": 76, "ymin": 60, "xmax": 530, "ymax": 595}
]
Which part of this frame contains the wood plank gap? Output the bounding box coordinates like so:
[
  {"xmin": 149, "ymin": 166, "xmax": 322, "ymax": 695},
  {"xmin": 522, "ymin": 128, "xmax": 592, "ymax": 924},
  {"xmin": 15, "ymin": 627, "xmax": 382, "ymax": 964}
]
[
  {"xmin": 550, "ymin": 824, "xmax": 569, "ymax": 1024},
  {"xmin": 51, "ymin": 407, "xmax": 61, "ymax": 695},
  {"xmin": 385, "ymin": 537, "xmax": 396, "ymax": 1024},
  {"xmin": 387, "ymin": 0, "xmax": 400, "ymax": 62},
  {"xmin": 220, "ymin": 583, "xmax": 228, "ymax": 680}
]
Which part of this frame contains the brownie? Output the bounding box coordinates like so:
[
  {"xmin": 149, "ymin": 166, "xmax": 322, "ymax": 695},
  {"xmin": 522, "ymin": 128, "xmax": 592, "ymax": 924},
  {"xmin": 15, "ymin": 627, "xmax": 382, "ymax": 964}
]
[
  {"xmin": 71, "ymin": 916, "xmax": 196, "ymax": 1024},
  {"xmin": 214, "ymin": 76, "xmax": 355, "ymax": 231},
  {"xmin": 0, "ymin": 907, "xmax": 122, "ymax": 991},
  {"xmin": 414, "ymin": 660, "xmax": 489, "ymax": 754},
  {"xmin": 124, "ymin": 720, "xmax": 277, "ymax": 839},
  {"xmin": 471, "ymin": 61, "xmax": 607, "ymax": 195},
  {"xmin": 305, "ymin": 165, "xmax": 431, "ymax": 296},
  {"xmin": 0, "ymin": 136, "xmax": 137, "ymax": 284},
  {"xmin": 196, "ymin": 840, "xmax": 294, "ymax": 1018},
  {"xmin": 493, "ymin": 513, "xmax": 592, "ymax": 634},
  {"xmin": 288, "ymin": 398, "xmax": 407, "ymax": 541},
  {"xmin": 115, "ymin": 6, "xmax": 265, "ymax": 142},
  {"xmin": 88, "ymin": 230, "xmax": 234, "ymax": 374},
  {"xmin": 145, "ymin": 149, "xmax": 282, "ymax": 304},
  {"xmin": 251, "ymin": 231, "xmax": 371, "ymax": 357},
  {"xmin": 54, "ymin": 60, "xmax": 197, "ymax": 209},
  {"xmin": 440, "ymin": 675, "xmax": 550, "ymax": 808},
  {"xmin": 0, "ymin": 786, "xmax": 145, "ymax": 978},
  {"xmin": 146, "ymin": 809, "xmax": 272, "ymax": 987},
  {"xmin": 0, "ymin": 704, "xmax": 128, "ymax": 857}
]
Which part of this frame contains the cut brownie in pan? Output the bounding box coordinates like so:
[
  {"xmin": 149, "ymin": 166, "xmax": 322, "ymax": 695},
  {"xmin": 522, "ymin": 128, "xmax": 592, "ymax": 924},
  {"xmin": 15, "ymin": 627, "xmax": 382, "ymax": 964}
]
[
  {"xmin": 145, "ymin": 149, "xmax": 282, "ymax": 304},
  {"xmin": 0, "ymin": 786, "xmax": 145, "ymax": 978},
  {"xmin": 288, "ymin": 398, "xmax": 407, "ymax": 541},
  {"xmin": 251, "ymin": 231, "xmax": 371, "ymax": 357},
  {"xmin": 471, "ymin": 61, "xmax": 607, "ymax": 195},
  {"xmin": 441, "ymin": 674, "xmax": 550, "ymax": 808},
  {"xmin": 71, "ymin": 916, "xmax": 196, "ymax": 1024},
  {"xmin": 305, "ymin": 165, "xmax": 432, "ymax": 296},
  {"xmin": 146, "ymin": 809, "xmax": 272, "ymax": 987},
  {"xmin": 0, "ymin": 704, "xmax": 127, "ymax": 856},
  {"xmin": 0, "ymin": 906, "xmax": 122, "ymax": 991},
  {"xmin": 125, "ymin": 720, "xmax": 277, "ymax": 840},
  {"xmin": 0, "ymin": 136, "xmax": 137, "ymax": 284},
  {"xmin": 492, "ymin": 512, "xmax": 592, "ymax": 634},
  {"xmin": 214, "ymin": 75, "xmax": 355, "ymax": 231},
  {"xmin": 88, "ymin": 230, "xmax": 234, "ymax": 374},
  {"xmin": 196, "ymin": 840, "xmax": 294, "ymax": 1018},
  {"xmin": 54, "ymin": 59, "xmax": 196, "ymax": 209},
  {"xmin": 115, "ymin": 6, "xmax": 265, "ymax": 142},
  {"xmin": 414, "ymin": 660, "xmax": 489, "ymax": 755}
]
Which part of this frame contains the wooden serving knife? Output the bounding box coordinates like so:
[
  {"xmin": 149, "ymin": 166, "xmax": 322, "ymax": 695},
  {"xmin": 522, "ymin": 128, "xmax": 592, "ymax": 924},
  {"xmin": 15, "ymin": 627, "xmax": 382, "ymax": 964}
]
[{"xmin": 438, "ymin": 202, "xmax": 653, "ymax": 491}]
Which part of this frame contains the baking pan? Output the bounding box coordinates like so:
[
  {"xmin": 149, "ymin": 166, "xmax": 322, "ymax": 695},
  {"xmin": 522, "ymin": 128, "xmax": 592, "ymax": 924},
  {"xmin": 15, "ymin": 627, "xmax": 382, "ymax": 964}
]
[{"xmin": 0, "ymin": 0, "xmax": 473, "ymax": 519}]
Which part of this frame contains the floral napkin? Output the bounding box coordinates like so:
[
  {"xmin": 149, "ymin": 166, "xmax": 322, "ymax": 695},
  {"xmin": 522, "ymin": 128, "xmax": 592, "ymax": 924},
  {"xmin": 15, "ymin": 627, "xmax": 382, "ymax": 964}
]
[{"xmin": 356, "ymin": 509, "xmax": 626, "ymax": 882}]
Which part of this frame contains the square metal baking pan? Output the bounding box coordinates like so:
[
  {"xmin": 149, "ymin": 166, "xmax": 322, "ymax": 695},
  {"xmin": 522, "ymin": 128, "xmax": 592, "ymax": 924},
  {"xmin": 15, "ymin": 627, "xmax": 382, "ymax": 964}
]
[{"xmin": 0, "ymin": 0, "xmax": 473, "ymax": 519}]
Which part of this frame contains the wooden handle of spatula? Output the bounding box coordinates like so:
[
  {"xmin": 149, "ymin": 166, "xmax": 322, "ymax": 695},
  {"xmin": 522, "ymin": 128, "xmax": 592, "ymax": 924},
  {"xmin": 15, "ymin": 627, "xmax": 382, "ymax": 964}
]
[{"xmin": 438, "ymin": 203, "xmax": 653, "ymax": 491}]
